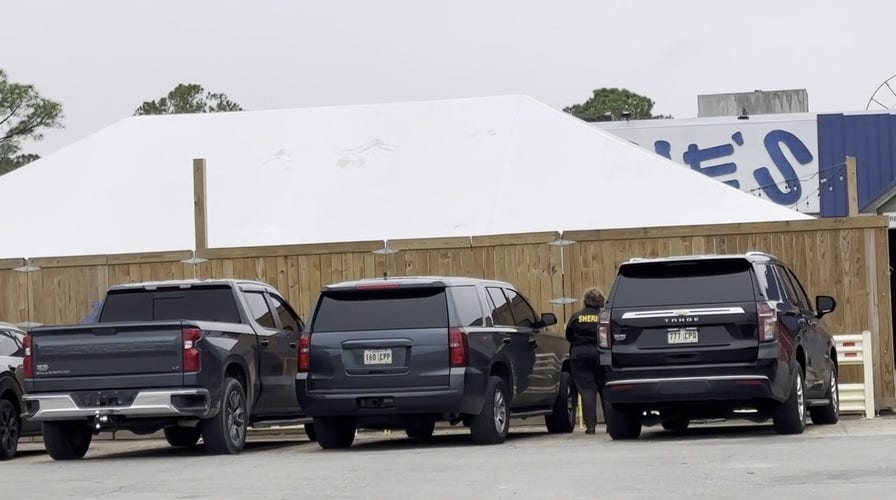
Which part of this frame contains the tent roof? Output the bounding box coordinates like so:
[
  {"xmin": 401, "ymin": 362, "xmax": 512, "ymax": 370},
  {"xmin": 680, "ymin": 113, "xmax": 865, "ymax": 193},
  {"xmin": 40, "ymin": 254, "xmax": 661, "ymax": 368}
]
[{"xmin": 0, "ymin": 95, "xmax": 812, "ymax": 259}]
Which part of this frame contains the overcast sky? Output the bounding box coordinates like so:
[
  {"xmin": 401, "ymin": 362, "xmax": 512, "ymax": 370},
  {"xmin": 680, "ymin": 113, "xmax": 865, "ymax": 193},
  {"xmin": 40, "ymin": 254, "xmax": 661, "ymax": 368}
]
[{"xmin": 4, "ymin": 0, "xmax": 895, "ymax": 156}]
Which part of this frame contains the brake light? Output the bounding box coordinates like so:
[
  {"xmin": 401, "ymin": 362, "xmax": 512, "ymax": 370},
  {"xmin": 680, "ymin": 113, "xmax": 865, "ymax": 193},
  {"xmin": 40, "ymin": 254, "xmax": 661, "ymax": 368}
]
[
  {"xmin": 757, "ymin": 301, "xmax": 777, "ymax": 342},
  {"xmin": 23, "ymin": 335, "xmax": 33, "ymax": 378},
  {"xmin": 183, "ymin": 327, "xmax": 202, "ymax": 372},
  {"xmin": 298, "ymin": 332, "xmax": 311, "ymax": 372},
  {"xmin": 449, "ymin": 328, "xmax": 468, "ymax": 367},
  {"xmin": 598, "ymin": 309, "xmax": 612, "ymax": 348},
  {"xmin": 354, "ymin": 283, "xmax": 401, "ymax": 290}
]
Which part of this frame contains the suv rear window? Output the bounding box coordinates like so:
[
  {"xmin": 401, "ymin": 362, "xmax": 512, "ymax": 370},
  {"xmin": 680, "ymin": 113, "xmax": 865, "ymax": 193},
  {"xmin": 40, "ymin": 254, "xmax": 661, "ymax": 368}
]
[
  {"xmin": 99, "ymin": 286, "xmax": 242, "ymax": 323},
  {"xmin": 312, "ymin": 288, "xmax": 448, "ymax": 332},
  {"xmin": 612, "ymin": 259, "xmax": 757, "ymax": 307}
]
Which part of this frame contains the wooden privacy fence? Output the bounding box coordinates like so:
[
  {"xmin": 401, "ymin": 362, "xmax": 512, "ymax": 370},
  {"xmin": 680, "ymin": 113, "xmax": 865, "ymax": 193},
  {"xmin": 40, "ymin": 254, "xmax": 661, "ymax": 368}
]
[{"xmin": 1, "ymin": 216, "xmax": 893, "ymax": 409}]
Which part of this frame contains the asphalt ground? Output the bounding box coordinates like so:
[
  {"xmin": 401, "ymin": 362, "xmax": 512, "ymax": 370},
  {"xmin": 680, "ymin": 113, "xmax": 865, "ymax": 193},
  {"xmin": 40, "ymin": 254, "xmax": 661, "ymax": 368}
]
[{"xmin": 6, "ymin": 416, "xmax": 896, "ymax": 499}]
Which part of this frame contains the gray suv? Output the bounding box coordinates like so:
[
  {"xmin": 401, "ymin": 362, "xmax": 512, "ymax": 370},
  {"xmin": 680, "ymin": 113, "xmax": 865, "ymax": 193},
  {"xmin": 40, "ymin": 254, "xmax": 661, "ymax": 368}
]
[{"xmin": 295, "ymin": 276, "xmax": 576, "ymax": 448}]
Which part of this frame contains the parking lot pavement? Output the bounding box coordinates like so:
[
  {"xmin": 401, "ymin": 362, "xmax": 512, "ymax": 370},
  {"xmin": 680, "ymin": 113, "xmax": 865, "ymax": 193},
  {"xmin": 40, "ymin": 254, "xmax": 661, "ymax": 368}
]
[{"xmin": 7, "ymin": 416, "xmax": 896, "ymax": 499}]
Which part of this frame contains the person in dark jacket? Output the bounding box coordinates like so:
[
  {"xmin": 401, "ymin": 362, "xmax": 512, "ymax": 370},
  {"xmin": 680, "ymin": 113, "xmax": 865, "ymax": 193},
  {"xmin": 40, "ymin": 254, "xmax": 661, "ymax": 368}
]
[{"xmin": 566, "ymin": 287, "xmax": 606, "ymax": 434}]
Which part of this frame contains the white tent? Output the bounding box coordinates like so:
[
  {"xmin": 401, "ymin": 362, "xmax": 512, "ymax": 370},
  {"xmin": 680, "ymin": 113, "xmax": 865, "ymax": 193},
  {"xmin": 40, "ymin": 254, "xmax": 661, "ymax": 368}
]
[{"xmin": 0, "ymin": 95, "xmax": 812, "ymax": 259}]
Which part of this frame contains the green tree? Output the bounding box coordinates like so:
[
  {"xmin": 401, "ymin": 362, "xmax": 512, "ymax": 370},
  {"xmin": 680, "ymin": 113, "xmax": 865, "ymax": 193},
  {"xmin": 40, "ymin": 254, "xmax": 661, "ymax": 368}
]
[
  {"xmin": 563, "ymin": 87, "xmax": 670, "ymax": 122},
  {"xmin": 0, "ymin": 69, "xmax": 63, "ymax": 175},
  {"xmin": 134, "ymin": 83, "xmax": 244, "ymax": 116}
]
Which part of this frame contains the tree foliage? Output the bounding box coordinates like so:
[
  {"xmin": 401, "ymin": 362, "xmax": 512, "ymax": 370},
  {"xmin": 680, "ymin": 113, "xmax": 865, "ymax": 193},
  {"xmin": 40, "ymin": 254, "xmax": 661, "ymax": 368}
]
[
  {"xmin": 0, "ymin": 69, "xmax": 63, "ymax": 175},
  {"xmin": 563, "ymin": 87, "xmax": 670, "ymax": 122},
  {"xmin": 134, "ymin": 83, "xmax": 244, "ymax": 116}
]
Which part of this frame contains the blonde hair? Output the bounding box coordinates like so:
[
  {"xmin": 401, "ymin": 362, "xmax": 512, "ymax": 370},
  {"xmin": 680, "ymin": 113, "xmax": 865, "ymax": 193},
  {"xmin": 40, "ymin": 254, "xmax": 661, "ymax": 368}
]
[{"xmin": 583, "ymin": 287, "xmax": 606, "ymax": 308}]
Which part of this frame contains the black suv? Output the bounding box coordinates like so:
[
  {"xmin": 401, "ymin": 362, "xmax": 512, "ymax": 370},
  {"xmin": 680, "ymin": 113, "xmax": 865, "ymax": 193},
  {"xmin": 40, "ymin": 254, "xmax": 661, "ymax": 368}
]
[
  {"xmin": 598, "ymin": 252, "xmax": 839, "ymax": 439},
  {"xmin": 295, "ymin": 276, "xmax": 576, "ymax": 448}
]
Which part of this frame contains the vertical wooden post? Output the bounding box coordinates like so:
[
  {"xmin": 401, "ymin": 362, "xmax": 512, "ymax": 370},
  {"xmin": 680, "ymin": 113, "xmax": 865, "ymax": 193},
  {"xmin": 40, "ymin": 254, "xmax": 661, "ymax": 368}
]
[
  {"xmin": 846, "ymin": 155, "xmax": 859, "ymax": 216},
  {"xmin": 193, "ymin": 158, "xmax": 208, "ymax": 252}
]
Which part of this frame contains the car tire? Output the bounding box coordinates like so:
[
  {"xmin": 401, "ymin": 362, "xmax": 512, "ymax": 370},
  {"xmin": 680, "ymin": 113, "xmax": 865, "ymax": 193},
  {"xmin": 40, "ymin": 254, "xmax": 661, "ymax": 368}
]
[
  {"xmin": 603, "ymin": 401, "xmax": 642, "ymax": 440},
  {"xmin": 545, "ymin": 371, "xmax": 577, "ymax": 433},
  {"xmin": 773, "ymin": 368, "xmax": 807, "ymax": 434},
  {"xmin": 314, "ymin": 417, "xmax": 356, "ymax": 449},
  {"xmin": 42, "ymin": 421, "xmax": 92, "ymax": 461},
  {"xmin": 809, "ymin": 365, "xmax": 840, "ymax": 425},
  {"xmin": 304, "ymin": 423, "xmax": 317, "ymax": 442},
  {"xmin": 470, "ymin": 376, "xmax": 510, "ymax": 445},
  {"xmin": 405, "ymin": 419, "xmax": 436, "ymax": 440},
  {"xmin": 200, "ymin": 377, "xmax": 248, "ymax": 455},
  {"xmin": 164, "ymin": 426, "xmax": 201, "ymax": 447},
  {"xmin": 0, "ymin": 398, "xmax": 21, "ymax": 460}
]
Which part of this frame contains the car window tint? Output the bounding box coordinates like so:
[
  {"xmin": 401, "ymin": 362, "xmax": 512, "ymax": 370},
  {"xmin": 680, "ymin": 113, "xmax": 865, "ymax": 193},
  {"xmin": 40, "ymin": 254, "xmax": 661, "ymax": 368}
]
[
  {"xmin": 270, "ymin": 294, "xmax": 303, "ymax": 331},
  {"xmin": 784, "ymin": 268, "xmax": 812, "ymax": 311},
  {"xmin": 486, "ymin": 287, "xmax": 516, "ymax": 326},
  {"xmin": 245, "ymin": 292, "xmax": 277, "ymax": 329},
  {"xmin": 0, "ymin": 332, "xmax": 20, "ymax": 357},
  {"xmin": 755, "ymin": 264, "xmax": 782, "ymax": 301},
  {"xmin": 774, "ymin": 265, "xmax": 803, "ymax": 308},
  {"xmin": 99, "ymin": 287, "xmax": 241, "ymax": 323},
  {"xmin": 505, "ymin": 288, "xmax": 537, "ymax": 327},
  {"xmin": 313, "ymin": 288, "xmax": 448, "ymax": 332},
  {"xmin": 776, "ymin": 266, "xmax": 809, "ymax": 310},
  {"xmin": 450, "ymin": 286, "xmax": 485, "ymax": 327},
  {"xmin": 613, "ymin": 259, "xmax": 755, "ymax": 307}
]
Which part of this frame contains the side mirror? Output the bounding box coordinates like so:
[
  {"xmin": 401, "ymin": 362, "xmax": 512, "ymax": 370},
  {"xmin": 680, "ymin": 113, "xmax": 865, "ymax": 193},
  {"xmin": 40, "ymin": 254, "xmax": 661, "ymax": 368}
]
[
  {"xmin": 815, "ymin": 295, "xmax": 836, "ymax": 318},
  {"xmin": 540, "ymin": 313, "xmax": 558, "ymax": 327}
]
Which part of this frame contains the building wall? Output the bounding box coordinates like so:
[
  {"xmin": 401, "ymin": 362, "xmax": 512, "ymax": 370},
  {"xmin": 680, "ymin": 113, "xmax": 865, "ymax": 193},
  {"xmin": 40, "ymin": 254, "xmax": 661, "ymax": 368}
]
[{"xmin": 817, "ymin": 112, "xmax": 896, "ymax": 217}]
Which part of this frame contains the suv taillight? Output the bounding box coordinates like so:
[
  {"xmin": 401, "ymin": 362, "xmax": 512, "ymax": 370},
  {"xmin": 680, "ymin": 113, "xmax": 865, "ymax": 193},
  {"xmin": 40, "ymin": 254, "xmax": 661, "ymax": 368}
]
[
  {"xmin": 449, "ymin": 328, "xmax": 468, "ymax": 367},
  {"xmin": 757, "ymin": 301, "xmax": 778, "ymax": 342},
  {"xmin": 183, "ymin": 327, "xmax": 202, "ymax": 372},
  {"xmin": 598, "ymin": 309, "xmax": 612, "ymax": 348},
  {"xmin": 298, "ymin": 332, "xmax": 311, "ymax": 372},
  {"xmin": 23, "ymin": 334, "xmax": 33, "ymax": 378}
]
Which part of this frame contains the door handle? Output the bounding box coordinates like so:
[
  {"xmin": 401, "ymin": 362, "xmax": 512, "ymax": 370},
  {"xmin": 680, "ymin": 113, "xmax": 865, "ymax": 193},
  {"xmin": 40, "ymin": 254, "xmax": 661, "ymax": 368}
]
[
  {"xmin": 259, "ymin": 339, "xmax": 270, "ymax": 347},
  {"xmin": 289, "ymin": 342, "xmax": 297, "ymax": 348},
  {"xmin": 502, "ymin": 338, "xmax": 512, "ymax": 345}
]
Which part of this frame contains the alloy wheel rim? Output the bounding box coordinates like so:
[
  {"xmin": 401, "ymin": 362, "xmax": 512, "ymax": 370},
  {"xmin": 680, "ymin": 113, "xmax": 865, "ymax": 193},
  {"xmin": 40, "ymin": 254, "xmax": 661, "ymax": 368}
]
[
  {"xmin": 493, "ymin": 390, "xmax": 507, "ymax": 434},
  {"xmin": 0, "ymin": 403, "xmax": 18, "ymax": 453},
  {"xmin": 797, "ymin": 372, "xmax": 805, "ymax": 422},
  {"xmin": 226, "ymin": 391, "xmax": 246, "ymax": 444}
]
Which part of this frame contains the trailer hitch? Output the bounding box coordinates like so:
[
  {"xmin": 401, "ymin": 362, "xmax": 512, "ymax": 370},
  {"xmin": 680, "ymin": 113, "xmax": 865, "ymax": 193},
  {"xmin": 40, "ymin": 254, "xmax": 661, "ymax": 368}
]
[{"xmin": 93, "ymin": 410, "xmax": 112, "ymax": 432}]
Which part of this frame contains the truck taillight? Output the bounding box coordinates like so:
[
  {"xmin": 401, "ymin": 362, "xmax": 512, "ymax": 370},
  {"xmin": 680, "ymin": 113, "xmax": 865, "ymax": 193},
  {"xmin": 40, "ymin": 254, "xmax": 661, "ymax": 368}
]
[
  {"xmin": 183, "ymin": 327, "xmax": 202, "ymax": 372},
  {"xmin": 449, "ymin": 328, "xmax": 468, "ymax": 367},
  {"xmin": 298, "ymin": 333, "xmax": 311, "ymax": 372},
  {"xmin": 598, "ymin": 309, "xmax": 612, "ymax": 348},
  {"xmin": 757, "ymin": 301, "xmax": 778, "ymax": 342},
  {"xmin": 23, "ymin": 334, "xmax": 33, "ymax": 378}
]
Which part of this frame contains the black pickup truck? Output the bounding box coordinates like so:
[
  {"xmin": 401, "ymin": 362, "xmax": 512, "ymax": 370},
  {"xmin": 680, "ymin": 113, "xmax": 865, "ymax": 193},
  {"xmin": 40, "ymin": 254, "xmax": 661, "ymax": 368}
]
[
  {"xmin": 296, "ymin": 276, "xmax": 576, "ymax": 449},
  {"xmin": 21, "ymin": 279, "xmax": 311, "ymax": 460}
]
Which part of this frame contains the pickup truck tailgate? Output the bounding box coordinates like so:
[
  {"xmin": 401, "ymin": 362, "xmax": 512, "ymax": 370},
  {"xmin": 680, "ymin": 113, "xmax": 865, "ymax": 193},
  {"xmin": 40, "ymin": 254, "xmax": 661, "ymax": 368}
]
[{"xmin": 29, "ymin": 322, "xmax": 187, "ymax": 392}]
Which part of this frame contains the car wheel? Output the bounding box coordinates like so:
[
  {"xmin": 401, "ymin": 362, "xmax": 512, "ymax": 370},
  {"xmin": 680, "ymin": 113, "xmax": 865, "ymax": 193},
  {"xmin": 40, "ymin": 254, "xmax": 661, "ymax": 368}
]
[
  {"xmin": 405, "ymin": 419, "xmax": 436, "ymax": 440},
  {"xmin": 314, "ymin": 417, "xmax": 355, "ymax": 449},
  {"xmin": 470, "ymin": 376, "xmax": 510, "ymax": 445},
  {"xmin": 42, "ymin": 421, "xmax": 93, "ymax": 461},
  {"xmin": 164, "ymin": 426, "xmax": 201, "ymax": 447},
  {"xmin": 545, "ymin": 371, "xmax": 577, "ymax": 433},
  {"xmin": 773, "ymin": 368, "xmax": 807, "ymax": 434},
  {"xmin": 201, "ymin": 377, "xmax": 248, "ymax": 455},
  {"xmin": 603, "ymin": 400, "xmax": 642, "ymax": 440},
  {"xmin": 660, "ymin": 416, "xmax": 690, "ymax": 433},
  {"xmin": 304, "ymin": 423, "xmax": 317, "ymax": 442},
  {"xmin": 809, "ymin": 365, "xmax": 840, "ymax": 425},
  {"xmin": 0, "ymin": 398, "xmax": 21, "ymax": 460}
]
